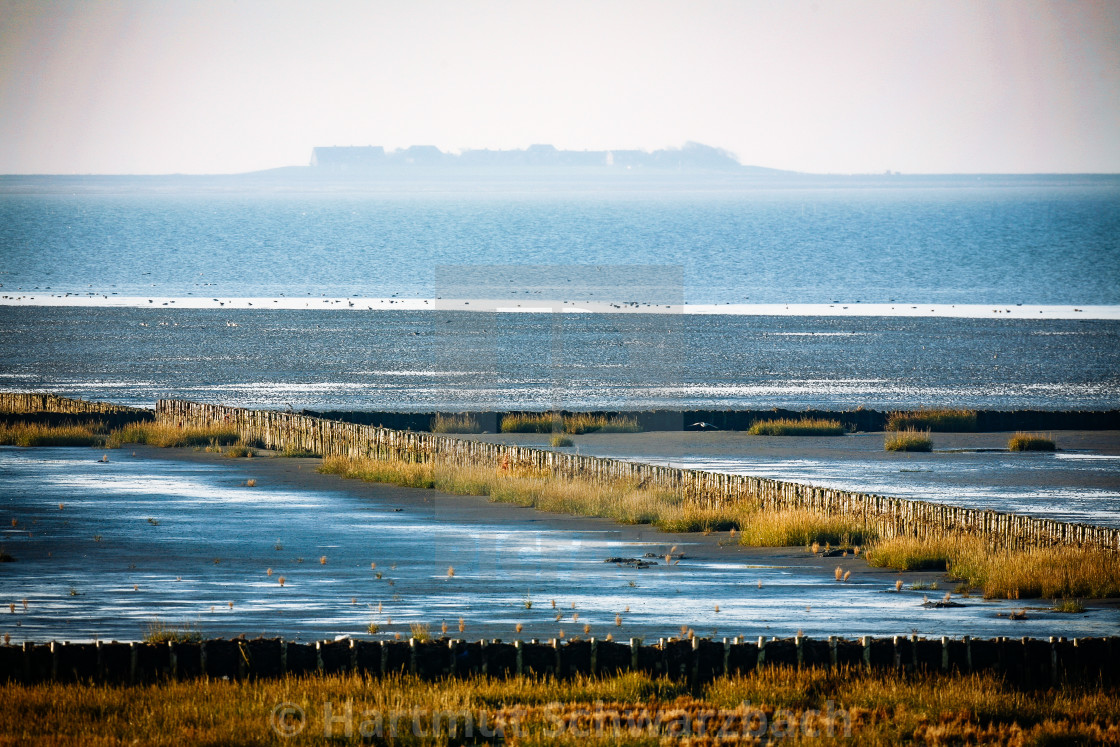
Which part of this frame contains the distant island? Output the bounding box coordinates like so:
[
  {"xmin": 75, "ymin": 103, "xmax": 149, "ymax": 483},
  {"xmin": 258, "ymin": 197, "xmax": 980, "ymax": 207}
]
[{"xmin": 308, "ymin": 142, "xmax": 789, "ymax": 174}]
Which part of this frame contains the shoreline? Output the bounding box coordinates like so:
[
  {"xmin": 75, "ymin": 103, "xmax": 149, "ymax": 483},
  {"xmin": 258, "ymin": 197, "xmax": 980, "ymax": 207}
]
[
  {"xmin": 2, "ymin": 295, "xmax": 1119, "ymax": 319},
  {"xmin": 2, "ymin": 441, "xmax": 1117, "ymax": 648},
  {"xmin": 135, "ymin": 444, "xmax": 1120, "ymax": 612}
]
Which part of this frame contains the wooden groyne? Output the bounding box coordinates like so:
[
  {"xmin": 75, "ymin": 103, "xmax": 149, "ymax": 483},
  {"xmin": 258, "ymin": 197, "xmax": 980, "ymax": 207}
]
[
  {"xmin": 2, "ymin": 635, "xmax": 1117, "ymax": 686},
  {"xmin": 157, "ymin": 400, "xmax": 1120, "ymax": 552},
  {"xmin": 304, "ymin": 407, "xmax": 1120, "ymax": 433},
  {"xmin": 0, "ymin": 392, "xmax": 153, "ymax": 428}
]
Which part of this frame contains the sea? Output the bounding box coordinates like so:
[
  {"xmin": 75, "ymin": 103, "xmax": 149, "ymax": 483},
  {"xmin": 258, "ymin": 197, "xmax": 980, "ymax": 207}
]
[{"xmin": 1, "ymin": 172, "xmax": 1118, "ymax": 412}]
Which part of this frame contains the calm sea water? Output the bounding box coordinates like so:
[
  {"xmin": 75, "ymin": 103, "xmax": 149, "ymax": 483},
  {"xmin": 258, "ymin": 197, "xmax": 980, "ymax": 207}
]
[
  {"xmin": 1, "ymin": 307, "xmax": 1118, "ymax": 411},
  {"xmin": 2, "ymin": 174, "xmax": 1119, "ymax": 304},
  {"xmin": 7, "ymin": 447, "xmax": 1115, "ymax": 642},
  {"xmin": 1, "ymin": 175, "xmax": 1118, "ymax": 411}
]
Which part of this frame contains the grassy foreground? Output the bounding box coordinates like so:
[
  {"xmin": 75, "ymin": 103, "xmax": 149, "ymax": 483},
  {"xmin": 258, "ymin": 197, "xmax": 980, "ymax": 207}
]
[{"xmin": 2, "ymin": 668, "xmax": 1117, "ymax": 745}]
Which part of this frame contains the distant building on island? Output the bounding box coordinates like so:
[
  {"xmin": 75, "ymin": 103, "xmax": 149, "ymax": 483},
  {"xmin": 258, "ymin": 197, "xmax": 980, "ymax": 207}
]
[{"xmin": 309, "ymin": 142, "xmax": 749, "ymax": 172}]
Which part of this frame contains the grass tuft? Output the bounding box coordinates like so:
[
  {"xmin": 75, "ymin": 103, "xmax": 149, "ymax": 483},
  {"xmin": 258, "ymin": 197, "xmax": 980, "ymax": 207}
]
[
  {"xmin": 549, "ymin": 434, "xmax": 574, "ymax": 447},
  {"xmin": 738, "ymin": 510, "xmax": 871, "ymax": 547},
  {"xmin": 106, "ymin": 422, "xmax": 241, "ymax": 448},
  {"xmin": 747, "ymin": 417, "xmax": 845, "ymax": 436},
  {"xmin": 430, "ymin": 414, "xmax": 483, "ymax": 434},
  {"xmin": 0, "ymin": 422, "xmax": 105, "ymax": 447},
  {"xmin": 868, "ymin": 534, "xmax": 1120, "ymax": 599},
  {"xmin": 143, "ymin": 620, "xmax": 202, "ymax": 643},
  {"xmin": 885, "ymin": 408, "xmax": 977, "ymax": 432},
  {"xmin": 500, "ymin": 412, "xmax": 642, "ymax": 434},
  {"xmin": 223, "ymin": 444, "xmax": 254, "ymax": 458},
  {"xmin": 884, "ymin": 428, "xmax": 932, "ymax": 452},
  {"xmin": 1008, "ymin": 432, "xmax": 1056, "ymax": 451}
]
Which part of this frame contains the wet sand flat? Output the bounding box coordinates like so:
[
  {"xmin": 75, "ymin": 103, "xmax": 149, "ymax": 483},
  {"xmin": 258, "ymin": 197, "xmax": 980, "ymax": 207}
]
[{"xmin": 2, "ymin": 444, "xmax": 1117, "ymax": 644}]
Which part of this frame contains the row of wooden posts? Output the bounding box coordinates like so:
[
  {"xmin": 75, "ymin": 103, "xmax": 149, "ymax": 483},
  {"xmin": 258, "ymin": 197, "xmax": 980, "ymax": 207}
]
[
  {"xmin": 156, "ymin": 399, "xmax": 1120, "ymax": 552},
  {"xmin": 3, "ymin": 635, "xmax": 1117, "ymax": 686},
  {"xmin": 0, "ymin": 392, "xmax": 148, "ymax": 416}
]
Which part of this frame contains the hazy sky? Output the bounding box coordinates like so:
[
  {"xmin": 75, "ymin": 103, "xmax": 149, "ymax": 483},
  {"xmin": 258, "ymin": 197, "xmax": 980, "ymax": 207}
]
[{"xmin": 1, "ymin": 0, "xmax": 1118, "ymax": 174}]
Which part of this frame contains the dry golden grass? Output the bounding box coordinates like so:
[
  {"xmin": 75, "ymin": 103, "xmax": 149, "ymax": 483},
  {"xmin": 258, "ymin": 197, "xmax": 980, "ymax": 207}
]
[
  {"xmin": 429, "ymin": 413, "xmax": 484, "ymax": 434},
  {"xmin": 1008, "ymin": 432, "xmax": 1056, "ymax": 451},
  {"xmin": 142, "ymin": 620, "xmax": 203, "ymax": 643},
  {"xmin": 500, "ymin": 412, "xmax": 642, "ymax": 434},
  {"xmin": 747, "ymin": 417, "xmax": 845, "ymax": 436},
  {"xmin": 0, "ymin": 669, "xmax": 1116, "ymax": 745},
  {"xmin": 737, "ymin": 509, "xmax": 871, "ymax": 547},
  {"xmin": 886, "ymin": 408, "xmax": 977, "ymax": 432},
  {"xmin": 884, "ymin": 427, "xmax": 932, "ymax": 451},
  {"xmin": 319, "ymin": 455, "xmax": 746, "ymax": 533},
  {"xmin": 867, "ymin": 533, "xmax": 1120, "ymax": 599},
  {"xmin": 0, "ymin": 422, "xmax": 104, "ymax": 447},
  {"xmin": 106, "ymin": 422, "xmax": 241, "ymax": 448}
]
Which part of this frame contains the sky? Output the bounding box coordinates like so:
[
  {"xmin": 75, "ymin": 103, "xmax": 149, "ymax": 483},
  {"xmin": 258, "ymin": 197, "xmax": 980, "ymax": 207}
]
[{"xmin": 0, "ymin": 0, "xmax": 1118, "ymax": 175}]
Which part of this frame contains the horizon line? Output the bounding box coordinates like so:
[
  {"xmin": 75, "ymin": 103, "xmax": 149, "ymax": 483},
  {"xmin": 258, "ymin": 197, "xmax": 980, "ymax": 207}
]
[{"xmin": 2, "ymin": 168, "xmax": 1120, "ymax": 178}]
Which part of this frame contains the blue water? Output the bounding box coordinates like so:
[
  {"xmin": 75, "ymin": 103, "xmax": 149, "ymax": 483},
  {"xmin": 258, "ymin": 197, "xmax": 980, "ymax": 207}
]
[
  {"xmin": 6, "ymin": 447, "xmax": 1116, "ymax": 643},
  {"xmin": 2, "ymin": 307, "xmax": 1118, "ymax": 410},
  {"xmin": 2, "ymin": 175, "xmax": 1119, "ymax": 305}
]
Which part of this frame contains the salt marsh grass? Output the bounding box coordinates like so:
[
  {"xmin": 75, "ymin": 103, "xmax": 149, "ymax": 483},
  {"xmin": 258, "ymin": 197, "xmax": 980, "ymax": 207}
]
[
  {"xmin": 319, "ymin": 454, "xmax": 746, "ymax": 533},
  {"xmin": 737, "ymin": 510, "xmax": 871, "ymax": 547},
  {"xmin": 1054, "ymin": 598, "xmax": 1086, "ymax": 613},
  {"xmin": 549, "ymin": 434, "xmax": 574, "ymax": 447},
  {"xmin": 885, "ymin": 408, "xmax": 977, "ymax": 432},
  {"xmin": 223, "ymin": 444, "xmax": 254, "ymax": 458},
  {"xmin": 106, "ymin": 422, "xmax": 241, "ymax": 448},
  {"xmin": 564, "ymin": 413, "xmax": 642, "ymax": 434},
  {"xmin": 747, "ymin": 417, "xmax": 844, "ymax": 436},
  {"xmin": 430, "ymin": 413, "xmax": 483, "ymax": 434},
  {"xmin": 142, "ymin": 620, "xmax": 202, "ymax": 643},
  {"xmin": 884, "ymin": 428, "xmax": 932, "ymax": 451},
  {"xmin": 1008, "ymin": 432, "xmax": 1056, "ymax": 451},
  {"xmin": 500, "ymin": 412, "xmax": 642, "ymax": 434},
  {"xmin": 1, "ymin": 670, "xmax": 1116, "ymax": 745},
  {"xmin": 500, "ymin": 412, "xmax": 561, "ymax": 433},
  {"xmin": 0, "ymin": 421, "xmax": 105, "ymax": 446},
  {"xmin": 867, "ymin": 533, "xmax": 1120, "ymax": 599}
]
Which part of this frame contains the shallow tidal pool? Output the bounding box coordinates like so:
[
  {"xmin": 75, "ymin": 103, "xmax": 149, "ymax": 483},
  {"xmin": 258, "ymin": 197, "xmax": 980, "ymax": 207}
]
[{"xmin": 1, "ymin": 447, "xmax": 1116, "ymax": 644}]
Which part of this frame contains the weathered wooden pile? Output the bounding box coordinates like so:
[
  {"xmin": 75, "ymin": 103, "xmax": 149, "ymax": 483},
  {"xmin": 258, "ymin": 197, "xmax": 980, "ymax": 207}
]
[
  {"xmin": 0, "ymin": 392, "xmax": 152, "ymax": 428},
  {"xmin": 3, "ymin": 635, "xmax": 1117, "ymax": 686}
]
